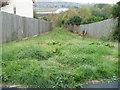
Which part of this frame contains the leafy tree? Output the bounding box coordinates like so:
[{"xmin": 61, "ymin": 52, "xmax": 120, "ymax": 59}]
[
  {"xmin": 78, "ymin": 6, "xmax": 92, "ymax": 19},
  {"xmin": 91, "ymin": 4, "xmax": 113, "ymax": 19},
  {"xmin": 46, "ymin": 8, "xmax": 79, "ymax": 26},
  {"xmin": 102, "ymin": 4, "xmax": 113, "ymax": 18},
  {"xmin": 91, "ymin": 7, "xmax": 102, "ymax": 17},
  {"xmin": 62, "ymin": 7, "xmax": 79, "ymax": 18},
  {"xmin": 112, "ymin": 1, "xmax": 120, "ymax": 19},
  {"xmin": 68, "ymin": 16, "xmax": 82, "ymax": 25},
  {"xmin": 112, "ymin": 1, "xmax": 120, "ymax": 40},
  {"xmin": 94, "ymin": 4, "xmax": 110, "ymax": 9}
]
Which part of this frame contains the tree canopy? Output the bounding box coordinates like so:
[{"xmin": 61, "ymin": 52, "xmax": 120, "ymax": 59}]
[
  {"xmin": 112, "ymin": 1, "xmax": 120, "ymax": 40},
  {"xmin": 112, "ymin": 1, "xmax": 120, "ymax": 19}
]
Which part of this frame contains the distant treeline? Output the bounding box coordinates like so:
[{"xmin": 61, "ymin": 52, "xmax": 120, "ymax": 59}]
[{"xmin": 36, "ymin": 3, "xmax": 113, "ymax": 26}]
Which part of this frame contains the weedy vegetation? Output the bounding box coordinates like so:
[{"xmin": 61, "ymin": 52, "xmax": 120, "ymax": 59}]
[{"xmin": 1, "ymin": 27, "xmax": 118, "ymax": 88}]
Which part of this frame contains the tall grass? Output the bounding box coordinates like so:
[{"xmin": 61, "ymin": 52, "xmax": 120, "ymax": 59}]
[{"xmin": 1, "ymin": 27, "xmax": 118, "ymax": 88}]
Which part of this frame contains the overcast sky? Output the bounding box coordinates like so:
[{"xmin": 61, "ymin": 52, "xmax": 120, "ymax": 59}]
[{"xmin": 36, "ymin": 0, "xmax": 119, "ymax": 4}]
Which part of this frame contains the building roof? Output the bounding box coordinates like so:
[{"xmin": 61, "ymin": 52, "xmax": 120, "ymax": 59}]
[
  {"xmin": 0, "ymin": 0, "xmax": 9, "ymax": 7},
  {"xmin": 0, "ymin": 0, "xmax": 35, "ymax": 8}
]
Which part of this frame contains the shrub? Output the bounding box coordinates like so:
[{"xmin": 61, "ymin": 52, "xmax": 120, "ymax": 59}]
[
  {"xmin": 87, "ymin": 16, "xmax": 104, "ymax": 23},
  {"xmin": 112, "ymin": 26, "xmax": 120, "ymax": 40},
  {"xmin": 68, "ymin": 16, "xmax": 82, "ymax": 25},
  {"xmin": 81, "ymin": 16, "xmax": 105, "ymax": 24},
  {"xmin": 60, "ymin": 18, "xmax": 69, "ymax": 25}
]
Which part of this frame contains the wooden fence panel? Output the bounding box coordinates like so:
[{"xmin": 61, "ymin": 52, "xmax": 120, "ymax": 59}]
[
  {"xmin": 27, "ymin": 18, "xmax": 34, "ymax": 37},
  {"xmin": 0, "ymin": 11, "xmax": 52, "ymax": 44},
  {"xmin": 40, "ymin": 20, "xmax": 44, "ymax": 34},
  {"xmin": 11, "ymin": 14, "xmax": 18, "ymax": 41},
  {"xmin": 16, "ymin": 15, "xmax": 24, "ymax": 40},
  {"xmin": 38, "ymin": 20, "xmax": 41, "ymax": 34},
  {"xmin": 68, "ymin": 19, "xmax": 118, "ymax": 39},
  {"xmin": 2, "ymin": 12, "xmax": 12, "ymax": 43},
  {"xmin": 33, "ymin": 19, "xmax": 39, "ymax": 36}
]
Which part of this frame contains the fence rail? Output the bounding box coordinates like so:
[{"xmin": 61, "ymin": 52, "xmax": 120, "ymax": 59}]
[
  {"xmin": 67, "ymin": 19, "xmax": 118, "ymax": 39},
  {"xmin": 0, "ymin": 11, "xmax": 52, "ymax": 44}
]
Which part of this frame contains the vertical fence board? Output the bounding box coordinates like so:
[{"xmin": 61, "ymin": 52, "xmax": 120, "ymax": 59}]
[
  {"xmin": 33, "ymin": 19, "xmax": 39, "ymax": 36},
  {"xmin": 11, "ymin": 14, "xmax": 18, "ymax": 41},
  {"xmin": 0, "ymin": 11, "xmax": 52, "ymax": 44},
  {"xmin": 29, "ymin": 18, "xmax": 34, "ymax": 37},
  {"xmin": 39, "ymin": 20, "xmax": 43, "ymax": 34},
  {"xmin": 40, "ymin": 20, "xmax": 44, "ymax": 33},
  {"xmin": 16, "ymin": 15, "xmax": 24, "ymax": 40},
  {"xmin": 38, "ymin": 20, "xmax": 41, "ymax": 34}
]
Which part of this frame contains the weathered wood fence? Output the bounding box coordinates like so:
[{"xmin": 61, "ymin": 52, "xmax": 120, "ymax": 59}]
[
  {"xmin": 67, "ymin": 19, "xmax": 118, "ymax": 39},
  {"xmin": 0, "ymin": 11, "xmax": 52, "ymax": 44}
]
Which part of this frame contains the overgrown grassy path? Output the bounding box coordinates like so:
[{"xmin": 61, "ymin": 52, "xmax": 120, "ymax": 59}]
[{"xmin": 1, "ymin": 27, "xmax": 118, "ymax": 88}]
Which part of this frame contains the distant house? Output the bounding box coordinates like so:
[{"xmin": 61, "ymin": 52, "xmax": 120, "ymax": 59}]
[{"xmin": 0, "ymin": 0, "xmax": 35, "ymax": 18}]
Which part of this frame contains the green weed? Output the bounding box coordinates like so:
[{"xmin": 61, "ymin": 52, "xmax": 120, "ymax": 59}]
[{"xmin": 1, "ymin": 27, "xmax": 118, "ymax": 88}]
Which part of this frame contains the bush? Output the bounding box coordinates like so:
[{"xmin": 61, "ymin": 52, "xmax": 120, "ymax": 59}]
[
  {"xmin": 61, "ymin": 18, "xmax": 69, "ymax": 25},
  {"xmin": 87, "ymin": 16, "xmax": 104, "ymax": 23},
  {"xmin": 68, "ymin": 16, "xmax": 82, "ymax": 25},
  {"xmin": 81, "ymin": 16, "xmax": 105, "ymax": 24},
  {"xmin": 58, "ymin": 18, "xmax": 69, "ymax": 26}
]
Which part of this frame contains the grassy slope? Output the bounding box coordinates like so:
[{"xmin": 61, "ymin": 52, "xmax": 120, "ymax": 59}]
[{"xmin": 1, "ymin": 27, "xmax": 118, "ymax": 88}]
